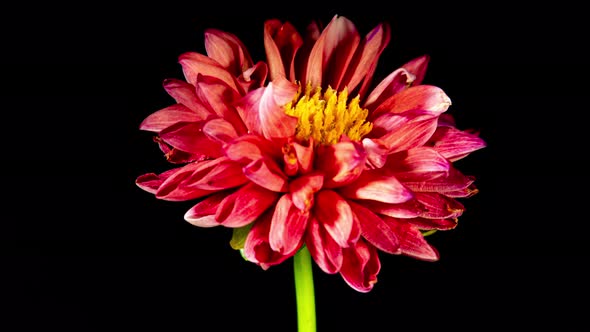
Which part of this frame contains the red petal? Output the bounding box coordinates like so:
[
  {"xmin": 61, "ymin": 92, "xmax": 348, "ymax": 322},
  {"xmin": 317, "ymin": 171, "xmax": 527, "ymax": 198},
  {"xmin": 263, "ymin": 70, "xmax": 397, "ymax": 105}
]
[
  {"xmin": 344, "ymin": 23, "xmax": 391, "ymax": 97},
  {"xmin": 386, "ymin": 147, "xmax": 450, "ymax": 182},
  {"xmin": 244, "ymin": 210, "xmax": 293, "ymax": 270},
  {"xmin": 243, "ymin": 157, "xmax": 289, "ymax": 192},
  {"xmin": 202, "ymin": 118, "xmax": 239, "ymax": 144},
  {"xmin": 305, "ymin": 217, "xmax": 343, "ymax": 274},
  {"xmin": 406, "ymin": 217, "xmax": 457, "ymax": 231},
  {"xmin": 292, "ymin": 139, "xmax": 314, "ymax": 174},
  {"xmin": 314, "ymin": 190, "xmax": 359, "ymax": 248},
  {"xmin": 184, "ymin": 191, "xmax": 231, "ymax": 227},
  {"xmin": 264, "ymin": 19, "xmax": 303, "ymax": 81},
  {"xmin": 139, "ymin": 104, "xmax": 203, "ymax": 132},
  {"xmin": 340, "ymin": 239, "xmax": 381, "ymax": 293},
  {"xmin": 163, "ymin": 78, "xmax": 211, "ymax": 116},
  {"xmin": 363, "ymin": 67, "xmax": 414, "ymax": 110},
  {"xmin": 259, "ymin": 77, "xmax": 299, "ymax": 139},
  {"xmin": 215, "ymin": 182, "xmax": 278, "ymax": 227},
  {"xmin": 349, "ymin": 201, "xmax": 400, "ymax": 254},
  {"xmin": 224, "ymin": 134, "xmax": 281, "ymax": 165},
  {"xmin": 178, "ymin": 52, "xmax": 241, "ymax": 93},
  {"xmin": 195, "ymin": 74, "xmax": 247, "ymax": 135},
  {"xmin": 429, "ymin": 126, "xmax": 486, "ymax": 162},
  {"xmin": 362, "ymin": 138, "xmax": 389, "ymax": 169},
  {"xmin": 238, "ymin": 61, "xmax": 268, "ymax": 92},
  {"xmin": 159, "ymin": 122, "xmax": 223, "ymax": 157},
  {"xmin": 402, "ymin": 54, "xmax": 430, "ymax": 86},
  {"xmin": 269, "ymin": 194, "xmax": 310, "ymax": 254},
  {"xmin": 371, "ymin": 85, "xmax": 452, "ymax": 120},
  {"xmin": 136, "ymin": 168, "xmax": 181, "ymax": 194},
  {"xmin": 204, "ymin": 28, "xmax": 253, "ymax": 75},
  {"xmin": 338, "ymin": 168, "xmax": 413, "ymax": 204},
  {"xmin": 188, "ymin": 159, "xmax": 248, "ymax": 191},
  {"xmin": 316, "ymin": 141, "xmax": 367, "ymax": 188},
  {"xmin": 289, "ymin": 172, "xmax": 324, "ymax": 212},
  {"xmin": 155, "ymin": 160, "xmax": 220, "ymax": 201},
  {"xmin": 402, "ymin": 165, "xmax": 475, "ymax": 194},
  {"xmin": 372, "ymin": 111, "xmax": 439, "ymax": 154},
  {"xmin": 234, "ymin": 89, "xmax": 264, "ymax": 136},
  {"xmin": 414, "ymin": 192, "xmax": 464, "ymax": 219},
  {"xmin": 362, "ymin": 199, "xmax": 424, "ymax": 219},
  {"xmin": 383, "ymin": 215, "xmax": 439, "ymax": 261}
]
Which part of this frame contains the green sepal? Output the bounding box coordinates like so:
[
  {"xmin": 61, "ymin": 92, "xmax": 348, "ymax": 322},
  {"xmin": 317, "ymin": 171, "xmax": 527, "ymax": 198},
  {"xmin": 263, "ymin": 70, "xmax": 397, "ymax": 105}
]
[{"xmin": 229, "ymin": 223, "xmax": 253, "ymax": 250}]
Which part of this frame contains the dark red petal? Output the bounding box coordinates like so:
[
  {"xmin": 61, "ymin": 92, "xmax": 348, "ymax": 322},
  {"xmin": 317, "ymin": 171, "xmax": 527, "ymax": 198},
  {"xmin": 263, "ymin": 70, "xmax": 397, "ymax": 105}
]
[
  {"xmin": 316, "ymin": 141, "xmax": 367, "ymax": 188},
  {"xmin": 340, "ymin": 239, "xmax": 381, "ymax": 293},
  {"xmin": 269, "ymin": 194, "xmax": 310, "ymax": 254},
  {"xmin": 159, "ymin": 122, "xmax": 223, "ymax": 157},
  {"xmin": 348, "ymin": 201, "xmax": 400, "ymax": 254},
  {"xmin": 139, "ymin": 104, "xmax": 203, "ymax": 133},
  {"xmin": 215, "ymin": 182, "xmax": 278, "ymax": 228},
  {"xmin": 243, "ymin": 157, "xmax": 289, "ymax": 192},
  {"xmin": 289, "ymin": 172, "xmax": 324, "ymax": 212},
  {"xmin": 362, "ymin": 199, "xmax": 424, "ymax": 219},
  {"xmin": 414, "ymin": 192, "xmax": 465, "ymax": 219},
  {"xmin": 383, "ymin": 215, "xmax": 439, "ymax": 261},
  {"xmin": 401, "ymin": 165, "xmax": 475, "ymax": 194},
  {"xmin": 184, "ymin": 191, "xmax": 231, "ymax": 227},
  {"xmin": 339, "ymin": 168, "xmax": 413, "ymax": 204},
  {"xmin": 305, "ymin": 217, "xmax": 343, "ymax": 274},
  {"xmin": 314, "ymin": 190, "xmax": 358, "ymax": 248},
  {"xmin": 244, "ymin": 210, "xmax": 294, "ymax": 270},
  {"xmin": 264, "ymin": 19, "xmax": 303, "ymax": 82},
  {"xmin": 402, "ymin": 55, "xmax": 430, "ymax": 86},
  {"xmin": 238, "ymin": 61, "xmax": 268, "ymax": 92},
  {"xmin": 405, "ymin": 217, "xmax": 457, "ymax": 231}
]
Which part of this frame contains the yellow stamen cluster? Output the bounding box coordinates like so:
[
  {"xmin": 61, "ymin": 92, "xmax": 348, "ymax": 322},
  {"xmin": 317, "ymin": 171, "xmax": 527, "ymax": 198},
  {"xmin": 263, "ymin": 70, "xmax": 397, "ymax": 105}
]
[{"xmin": 284, "ymin": 83, "xmax": 373, "ymax": 145}]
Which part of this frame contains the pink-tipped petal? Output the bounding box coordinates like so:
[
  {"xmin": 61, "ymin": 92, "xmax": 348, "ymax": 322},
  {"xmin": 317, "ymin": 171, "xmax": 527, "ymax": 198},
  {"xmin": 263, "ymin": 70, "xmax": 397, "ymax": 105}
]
[
  {"xmin": 386, "ymin": 147, "xmax": 450, "ymax": 182},
  {"xmin": 383, "ymin": 215, "xmax": 439, "ymax": 261},
  {"xmin": 139, "ymin": 104, "xmax": 203, "ymax": 132},
  {"xmin": 340, "ymin": 239, "xmax": 381, "ymax": 293},
  {"xmin": 314, "ymin": 190, "xmax": 359, "ymax": 248},
  {"xmin": 316, "ymin": 141, "xmax": 367, "ymax": 188},
  {"xmin": 184, "ymin": 191, "xmax": 230, "ymax": 227},
  {"xmin": 259, "ymin": 77, "xmax": 299, "ymax": 139},
  {"xmin": 135, "ymin": 168, "xmax": 181, "ymax": 194},
  {"xmin": 305, "ymin": 217, "xmax": 343, "ymax": 274},
  {"xmin": 204, "ymin": 28, "xmax": 253, "ymax": 75},
  {"xmin": 243, "ymin": 157, "xmax": 289, "ymax": 192},
  {"xmin": 289, "ymin": 172, "xmax": 324, "ymax": 212},
  {"xmin": 429, "ymin": 126, "xmax": 487, "ymax": 162},
  {"xmin": 178, "ymin": 52, "xmax": 241, "ymax": 93},
  {"xmin": 372, "ymin": 111, "xmax": 439, "ymax": 154},
  {"xmin": 215, "ymin": 182, "xmax": 278, "ymax": 228},
  {"xmin": 349, "ymin": 201, "xmax": 400, "ymax": 254},
  {"xmin": 244, "ymin": 210, "xmax": 293, "ymax": 270},
  {"xmin": 269, "ymin": 194, "xmax": 310, "ymax": 254},
  {"xmin": 371, "ymin": 85, "xmax": 452, "ymax": 120},
  {"xmin": 339, "ymin": 169, "xmax": 413, "ymax": 204},
  {"xmin": 163, "ymin": 78, "xmax": 211, "ymax": 116},
  {"xmin": 402, "ymin": 54, "xmax": 430, "ymax": 86},
  {"xmin": 155, "ymin": 161, "xmax": 219, "ymax": 201},
  {"xmin": 189, "ymin": 159, "xmax": 248, "ymax": 191}
]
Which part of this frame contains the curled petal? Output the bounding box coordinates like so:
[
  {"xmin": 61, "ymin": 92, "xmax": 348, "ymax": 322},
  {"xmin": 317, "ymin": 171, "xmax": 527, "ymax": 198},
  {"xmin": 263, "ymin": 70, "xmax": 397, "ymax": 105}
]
[
  {"xmin": 244, "ymin": 210, "xmax": 293, "ymax": 270},
  {"xmin": 314, "ymin": 190, "xmax": 359, "ymax": 248},
  {"xmin": 339, "ymin": 168, "xmax": 413, "ymax": 204},
  {"xmin": 364, "ymin": 67, "xmax": 414, "ymax": 110},
  {"xmin": 238, "ymin": 61, "xmax": 268, "ymax": 92},
  {"xmin": 414, "ymin": 192, "xmax": 465, "ymax": 219},
  {"xmin": 215, "ymin": 182, "xmax": 278, "ymax": 227},
  {"xmin": 159, "ymin": 122, "xmax": 223, "ymax": 157},
  {"xmin": 163, "ymin": 78, "xmax": 211, "ymax": 116},
  {"xmin": 264, "ymin": 19, "xmax": 303, "ymax": 81},
  {"xmin": 289, "ymin": 172, "xmax": 324, "ymax": 212},
  {"xmin": 371, "ymin": 85, "xmax": 451, "ymax": 120},
  {"xmin": 178, "ymin": 52, "xmax": 240, "ymax": 93},
  {"xmin": 386, "ymin": 147, "xmax": 450, "ymax": 182},
  {"xmin": 362, "ymin": 138, "xmax": 389, "ymax": 169},
  {"xmin": 316, "ymin": 141, "xmax": 367, "ymax": 188},
  {"xmin": 429, "ymin": 126, "xmax": 486, "ymax": 162},
  {"xmin": 204, "ymin": 28, "xmax": 253, "ymax": 75},
  {"xmin": 139, "ymin": 104, "xmax": 203, "ymax": 132},
  {"xmin": 243, "ymin": 157, "xmax": 289, "ymax": 192},
  {"xmin": 269, "ymin": 194, "xmax": 310, "ymax": 254},
  {"xmin": 195, "ymin": 74, "xmax": 247, "ymax": 135},
  {"xmin": 349, "ymin": 201, "xmax": 400, "ymax": 254},
  {"xmin": 184, "ymin": 191, "xmax": 231, "ymax": 227},
  {"xmin": 136, "ymin": 168, "xmax": 182, "ymax": 194},
  {"xmin": 305, "ymin": 217, "xmax": 342, "ymax": 274},
  {"xmin": 340, "ymin": 239, "xmax": 381, "ymax": 293},
  {"xmin": 382, "ymin": 215, "xmax": 439, "ymax": 261},
  {"xmin": 402, "ymin": 54, "xmax": 430, "ymax": 86}
]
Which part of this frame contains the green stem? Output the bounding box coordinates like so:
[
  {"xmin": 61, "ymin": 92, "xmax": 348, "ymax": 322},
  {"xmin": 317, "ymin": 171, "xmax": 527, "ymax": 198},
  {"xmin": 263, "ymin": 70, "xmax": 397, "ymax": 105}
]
[{"xmin": 293, "ymin": 246, "xmax": 316, "ymax": 332}]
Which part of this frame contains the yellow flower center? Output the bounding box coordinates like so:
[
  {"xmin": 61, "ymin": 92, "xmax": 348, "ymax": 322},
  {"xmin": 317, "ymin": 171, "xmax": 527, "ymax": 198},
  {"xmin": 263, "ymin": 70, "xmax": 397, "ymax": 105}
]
[{"xmin": 284, "ymin": 83, "xmax": 373, "ymax": 146}]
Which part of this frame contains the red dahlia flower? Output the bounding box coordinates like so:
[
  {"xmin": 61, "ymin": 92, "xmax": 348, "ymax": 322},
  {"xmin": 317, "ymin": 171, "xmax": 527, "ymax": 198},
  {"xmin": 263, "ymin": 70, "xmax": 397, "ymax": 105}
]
[{"xmin": 137, "ymin": 15, "xmax": 486, "ymax": 292}]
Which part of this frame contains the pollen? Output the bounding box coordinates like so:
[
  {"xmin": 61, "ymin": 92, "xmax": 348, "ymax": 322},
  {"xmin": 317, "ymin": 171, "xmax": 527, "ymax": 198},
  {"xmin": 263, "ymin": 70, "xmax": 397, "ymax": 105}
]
[{"xmin": 284, "ymin": 83, "xmax": 373, "ymax": 145}]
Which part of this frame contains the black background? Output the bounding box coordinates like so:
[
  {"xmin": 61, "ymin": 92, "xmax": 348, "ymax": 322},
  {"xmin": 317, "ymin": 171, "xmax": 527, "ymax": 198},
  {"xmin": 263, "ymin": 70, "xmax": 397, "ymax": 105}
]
[{"xmin": 2, "ymin": 1, "xmax": 588, "ymax": 331}]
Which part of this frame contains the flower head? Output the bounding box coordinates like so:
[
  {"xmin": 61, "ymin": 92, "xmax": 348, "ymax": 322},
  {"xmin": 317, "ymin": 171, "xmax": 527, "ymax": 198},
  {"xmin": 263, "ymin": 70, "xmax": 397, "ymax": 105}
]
[{"xmin": 137, "ymin": 15, "xmax": 486, "ymax": 292}]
